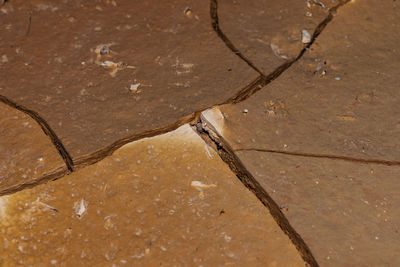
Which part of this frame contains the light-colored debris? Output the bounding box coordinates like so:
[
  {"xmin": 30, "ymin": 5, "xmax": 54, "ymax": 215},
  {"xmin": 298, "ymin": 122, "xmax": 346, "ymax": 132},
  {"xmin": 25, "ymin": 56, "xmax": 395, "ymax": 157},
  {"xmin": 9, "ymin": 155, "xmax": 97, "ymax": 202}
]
[
  {"xmin": 191, "ymin": 181, "xmax": 217, "ymax": 190},
  {"xmin": 74, "ymin": 199, "xmax": 87, "ymax": 218},
  {"xmin": 302, "ymin": 30, "xmax": 311, "ymax": 44},
  {"xmin": 270, "ymin": 43, "xmax": 289, "ymax": 59},
  {"xmin": 129, "ymin": 83, "xmax": 141, "ymax": 93}
]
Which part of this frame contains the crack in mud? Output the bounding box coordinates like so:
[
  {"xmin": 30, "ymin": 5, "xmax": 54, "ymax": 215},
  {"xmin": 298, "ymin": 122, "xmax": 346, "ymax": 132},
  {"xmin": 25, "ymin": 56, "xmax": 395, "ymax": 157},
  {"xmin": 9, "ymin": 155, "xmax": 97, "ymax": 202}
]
[
  {"xmin": 1, "ymin": 0, "xmax": 350, "ymax": 201},
  {"xmin": 0, "ymin": 95, "xmax": 74, "ymax": 172},
  {"xmin": 191, "ymin": 115, "xmax": 319, "ymax": 267},
  {"xmin": 210, "ymin": 0, "xmax": 265, "ymax": 76},
  {"xmin": 211, "ymin": 0, "xmax": 351, "ymax": 103},
  {"xmin": 235, "ymin": 148, "xmax": 400, "ymax": 166},
  {"xmin": 0, "ymin": 167, "xmax": 68, "ymax": 196}
]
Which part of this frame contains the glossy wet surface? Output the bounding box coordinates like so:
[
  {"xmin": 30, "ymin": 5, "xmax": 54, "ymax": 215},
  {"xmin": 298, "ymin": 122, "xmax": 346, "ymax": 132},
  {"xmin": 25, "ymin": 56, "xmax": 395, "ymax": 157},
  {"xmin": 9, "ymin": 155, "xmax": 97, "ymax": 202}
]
[
  {"xmin": 0, "ymin": 126, "xmax": 304, "ymax": 266},
  {"xmin": 1, "ymin": 0, "xmax": 400, "ymax": 265}
]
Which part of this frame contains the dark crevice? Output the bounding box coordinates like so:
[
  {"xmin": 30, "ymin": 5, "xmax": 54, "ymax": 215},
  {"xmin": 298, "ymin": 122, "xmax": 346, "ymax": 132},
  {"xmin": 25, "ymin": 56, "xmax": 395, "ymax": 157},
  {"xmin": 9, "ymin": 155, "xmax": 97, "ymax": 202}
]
[
  {"xmin": 0, "ymin": 73, "xmax": 261, "ymax": 196},
  {"xmin": 0, "ymin": 95, "xmax": 74, "ymax": 172},
  {"xmin": 236, "ymin": 148, "xmax": 400, "ymax": 166},
  {"xmin": 0, "ymin": 167, "xmax": 68, "ymax": 196},
  {"xmin": 192, "ymin": 115, "xmax": 319, "ymax": 267},
  {"xmin": 211, "ymin": 0, "xmax": 351, "ymax": 103},
  {"xmin": 1, "ymin": 0, "xmax": 350, "ymax": 200},
  {"xmin": 210, "ymin": 0, "xmax": 265, "ymax": 76}
]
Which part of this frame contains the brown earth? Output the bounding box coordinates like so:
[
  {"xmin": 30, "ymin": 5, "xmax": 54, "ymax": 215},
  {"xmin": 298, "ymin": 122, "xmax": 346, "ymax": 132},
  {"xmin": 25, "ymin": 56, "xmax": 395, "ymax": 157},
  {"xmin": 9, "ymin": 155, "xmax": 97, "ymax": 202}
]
[
  {"xmin": 203, "ymin": 0, "xmax": 400, "ymax": 265},
  {"xmin": 0, "ymin": 102, "xmax": 66, "ymax": 192},
  {"xmin": 1, "ymin": 0, "xmax": 399, "ymax": 265},
  {"xmin": 0, "ymin": 126, "xmax": 304, "ymax": 266}
]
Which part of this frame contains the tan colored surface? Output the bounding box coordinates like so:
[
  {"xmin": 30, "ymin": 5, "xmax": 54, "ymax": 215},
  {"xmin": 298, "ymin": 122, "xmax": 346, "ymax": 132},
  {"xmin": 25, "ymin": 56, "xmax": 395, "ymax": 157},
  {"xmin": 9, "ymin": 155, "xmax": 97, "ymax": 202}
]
[
  {"xmin": 201, "ymin": 0, "xmax": 400, "ymax": 265},
  {"xmin": 0, "ymin": 125, "xmax": 304, "ymax": 266},
  {"xmin": 0, "ymin": 103, "xmax": 65, "ymax": 192},
  {"xmin": 237, "ymin": 151, "xmax": 400, "ymax": 266},
  {"xmin": 218, "ymin": 0, "xmax": 400, "ymax": 161},
  {"xmin": 218, "ymin": 0, "xmax": 342, "ymax": 74},
  {"xmin": 0, "ymin": 0, "xmax": 256, "ymax": 159}
]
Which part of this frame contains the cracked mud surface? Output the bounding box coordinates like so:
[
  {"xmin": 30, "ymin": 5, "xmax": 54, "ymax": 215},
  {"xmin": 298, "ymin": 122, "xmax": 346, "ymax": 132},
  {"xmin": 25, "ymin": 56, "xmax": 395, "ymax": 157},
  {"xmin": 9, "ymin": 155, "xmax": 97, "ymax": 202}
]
[
  {"xmin": 1, "ymin": 0, "xmax": 400, "ymax": 265},
  {"xmin": 0, "ymin": 126, "xmax": 304, "ymax": 266},
  {"xmin": 200, "ymin": 0, "xmax": 400, "ymax": 265},
  {"xmin": 0, "ymin": 102, "xmax": 66, "ymax": 192},
  {"xmin": 0, "ymin": 0, "xmax": 256, "ymax": 162}
]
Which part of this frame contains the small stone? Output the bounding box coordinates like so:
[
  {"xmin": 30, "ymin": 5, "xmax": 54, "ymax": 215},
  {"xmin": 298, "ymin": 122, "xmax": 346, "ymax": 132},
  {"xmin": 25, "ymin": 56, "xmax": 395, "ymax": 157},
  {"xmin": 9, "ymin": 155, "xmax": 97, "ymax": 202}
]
[
  {"xmin": 74, "ymin": 199, "xmax": 87, "ymax": 218},
  {"xmin": 335, "ymin": 77, "xmax": 341, "ymax": 80},
  {"xmin": 129, "ymin": 83, "xmax": 140, "ymax": 93},
  {"xmin": 302, "ymin": 30, "xmax": 311, "ymax": 44},
  {"xmin": 243, "ymin": 109, "xmax": 248, "ymax": 114}
]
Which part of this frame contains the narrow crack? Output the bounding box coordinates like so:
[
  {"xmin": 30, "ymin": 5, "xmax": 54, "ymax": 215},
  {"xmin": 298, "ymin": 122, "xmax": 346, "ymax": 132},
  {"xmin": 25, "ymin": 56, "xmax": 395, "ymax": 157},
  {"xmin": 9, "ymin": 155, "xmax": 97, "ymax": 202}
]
[
  {"xmin": 210, "ymin": 0, "xmax": 265, "ymax": 76},
  {"xmin": 0, "ymin": 95, "xmax": 74, "ymax": 172},
  {"xmin": 0, "ymin": 0, "xmax": 350, "ymax": 199},
  {"xmin": 191, "ymin": 115, "xmax": 319, "ymax": 267},
  {"xmin": 235, "ymin": 148, "xmax": 400, "ymax": 166},
  {"xmin": 211, "ymin": 0, "xmax": 351, "ymax": 103},
  {"xmin": 0, "ymin": 167, "xmax": 68, "ymax": 196}
]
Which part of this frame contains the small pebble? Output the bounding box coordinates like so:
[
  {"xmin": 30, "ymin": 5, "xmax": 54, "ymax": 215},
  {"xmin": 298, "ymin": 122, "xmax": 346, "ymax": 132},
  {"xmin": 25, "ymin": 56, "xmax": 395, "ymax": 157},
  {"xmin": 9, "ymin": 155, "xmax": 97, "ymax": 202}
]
[
  {"xmin": 227, "ymin": 67, "xmax": 232, "ymax": 71},
  {"xmin": 243, "ymin": 109, "xmax": 248, "ymax": 114},
  {"xmin": 302, "ymin": 30, "xmax": 311, "ymax": 44},
  {"xmin": 335, "ymin": 77, "xmax": 341, "ymax": 80},
  {"xmin": 129, "ymin": 83, "xmax": 140, "ymax": 93}
]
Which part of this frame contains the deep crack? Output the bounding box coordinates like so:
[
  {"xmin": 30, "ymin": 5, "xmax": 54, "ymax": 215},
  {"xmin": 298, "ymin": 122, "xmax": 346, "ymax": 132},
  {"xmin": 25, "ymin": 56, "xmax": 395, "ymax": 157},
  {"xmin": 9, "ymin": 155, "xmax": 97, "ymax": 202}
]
[
  {"xmin": 0, "ymin": 95, "xmax": 74, "ymax": 172},
  {"xmin": 191, "ymin": 115, "xmax": 319, "ymax": 267},
  {"xmin": 211, "ymin": 0, "xmax": 351, "ymax": 103},
  {"xmin": 1, "ymin": 0, "xmax": 351, "ymax": 201}
]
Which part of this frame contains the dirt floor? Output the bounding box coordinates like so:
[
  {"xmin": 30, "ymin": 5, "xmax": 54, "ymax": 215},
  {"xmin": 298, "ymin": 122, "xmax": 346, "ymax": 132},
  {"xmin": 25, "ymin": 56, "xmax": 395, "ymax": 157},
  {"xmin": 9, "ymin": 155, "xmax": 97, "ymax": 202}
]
[{"xmin": 1, "ymin": 0, "xmax": 399, "ymax": 266}]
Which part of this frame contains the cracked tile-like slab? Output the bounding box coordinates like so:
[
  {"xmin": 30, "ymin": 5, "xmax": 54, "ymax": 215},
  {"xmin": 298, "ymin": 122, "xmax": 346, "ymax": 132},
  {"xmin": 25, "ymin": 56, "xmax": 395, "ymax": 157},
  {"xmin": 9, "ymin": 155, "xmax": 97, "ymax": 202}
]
[
  {"xmin": 202, "ymin": 0, "xmax": 400, "ymax": 265},
  {"xmin": 0, "ymin": 0, "xmax": 257, "ymax": 161},
  {"xmin": 216, "ymin": 0, "xmax": 400, "ymax": 162},
  {"xmin": 237, "ymin": 151, "xmax": 400, "ymax": 266},
  {"xmin": 0, "ymin": 125, "xmax": 304, "ymax": 266},
  {"xmin": 0, "ymin": 102, "xmax": 66, "ymax": 193},
  {"xmin": 217, "ymin": 0, "xmax": 344, "ymax": 74}
]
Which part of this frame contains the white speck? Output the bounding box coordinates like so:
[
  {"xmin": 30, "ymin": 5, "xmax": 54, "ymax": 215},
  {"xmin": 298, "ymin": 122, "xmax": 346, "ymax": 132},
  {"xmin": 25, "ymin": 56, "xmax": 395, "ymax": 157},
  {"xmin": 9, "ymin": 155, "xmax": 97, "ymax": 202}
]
[
  {"xmin": 50, "ymin": 260, "xmax": 57, "ymax": 265},
  {"xmin": 315, "ymin": 181, "xmax": 319, "ymax": 184},
  {"xmin": 375, "ymin": 236, "xmax": 379, "ymax": 240},
  {"xmin": 129, "ymin": 83, "xmax": 140, "ymax": 93},
  {"xmin": 302, "ymin": 30, "xmax": 311, "ymax": 44},
  {"xmin": 224, "ymin": 234, "xmax": 232, "ymax": 242},
  {"xmin": 160, "ymin": 246, "xmax": 167, "ymax": 251},
  {"xmin": 81, "ymin": 61, "xmax": 85, "ymax": 65},
  {"xmin": 335, "ymin": 77, "xmax": 341, "ymax": 80},
  {"xmin": 135, "ymin": 228, "xmax": 142, "ymax": 236},
  {"xmin": 243, "ymin": 109, "xmax": 248, "ymax": 114},
  {"xmin": 38, "ymin": 157, "xmax": 44, "ymax": 162},
  {"xmin": 74, "ymin": 199, "xmax": 87, "ymax": 218},
  {"xmin": 191, "ymin": 181, "xmax": 217, "ymax": 190}
]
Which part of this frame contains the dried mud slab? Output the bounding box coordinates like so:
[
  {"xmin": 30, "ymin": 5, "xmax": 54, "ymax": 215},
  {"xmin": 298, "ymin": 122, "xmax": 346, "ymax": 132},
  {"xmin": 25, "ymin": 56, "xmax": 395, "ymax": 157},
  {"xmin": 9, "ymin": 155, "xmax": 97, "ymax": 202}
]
[
  {"xmin": 237, "ymin": 151, "xmax": 400, "ymax": 266},
  {"xmin": 0, "ymin": 0, "xmax": 257, "ymax": 161},
  {"xmin": 217, "ymin": 0, "xmax": 400, "ymax": 162},
  {"xmin": 217, "ymin": 0, "xmax": 344, "ymax": 74},
  {"xmin": 200, "ymin": 0, "xmax": 400, "ymax": 265},
  {"xmin": 0, "ymin": 125, "xmax": 304, "ymax": 266},
  {"xmin": 0, "ymin": 102, "xmax": 66, "ymax": 192}
]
